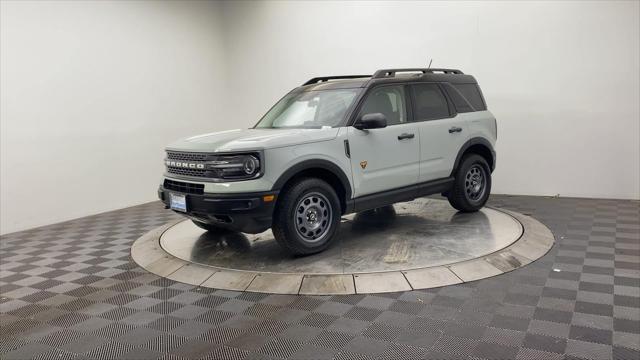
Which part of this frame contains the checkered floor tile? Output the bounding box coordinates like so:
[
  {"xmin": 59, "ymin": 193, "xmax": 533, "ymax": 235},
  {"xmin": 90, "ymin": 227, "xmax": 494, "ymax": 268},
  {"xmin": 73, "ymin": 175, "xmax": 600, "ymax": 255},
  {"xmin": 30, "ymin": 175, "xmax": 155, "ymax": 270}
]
[{"xmin": 1, "ymin": 195, "xmax": 638, "ymax": 359}]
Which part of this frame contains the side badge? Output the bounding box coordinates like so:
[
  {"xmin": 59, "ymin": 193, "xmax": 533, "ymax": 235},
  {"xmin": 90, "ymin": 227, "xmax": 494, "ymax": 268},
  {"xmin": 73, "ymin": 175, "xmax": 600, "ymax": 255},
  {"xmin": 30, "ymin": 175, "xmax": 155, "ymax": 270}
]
[{"xmin": 360, "ymin": 160, "xmax": 368, "ymax": 170}]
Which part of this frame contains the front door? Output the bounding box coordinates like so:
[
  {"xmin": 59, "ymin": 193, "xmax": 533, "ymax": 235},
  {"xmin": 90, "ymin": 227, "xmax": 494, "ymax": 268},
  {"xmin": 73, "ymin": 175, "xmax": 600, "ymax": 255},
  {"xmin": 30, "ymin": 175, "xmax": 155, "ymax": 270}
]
[{"xmin": 347, "ymin": 85, "xmax": 420, "ymax": 197}]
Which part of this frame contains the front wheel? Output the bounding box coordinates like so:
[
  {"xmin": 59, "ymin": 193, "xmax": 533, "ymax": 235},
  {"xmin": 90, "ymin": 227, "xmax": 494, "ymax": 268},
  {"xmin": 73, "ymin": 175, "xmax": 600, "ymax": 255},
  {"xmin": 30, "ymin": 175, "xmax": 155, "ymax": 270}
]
[
  {"xmin": 447, "ymin": 154, "xmax": 491, "ymax": 212},
  {"xmin": 272, "ymin": 178, "xmax": 341, "ymax": 255}
]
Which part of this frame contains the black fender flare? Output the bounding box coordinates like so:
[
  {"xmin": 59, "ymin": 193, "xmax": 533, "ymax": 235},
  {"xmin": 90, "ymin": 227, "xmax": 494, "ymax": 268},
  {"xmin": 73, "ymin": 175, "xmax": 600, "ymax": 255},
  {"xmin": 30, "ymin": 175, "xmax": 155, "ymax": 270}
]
[
  {"xmin": 450, "ymin": 137, "xmax": 496, "ymax": 177},
  {"xmin": 271, "ymin": 159, "xmax": 353, "ymax": 201}
]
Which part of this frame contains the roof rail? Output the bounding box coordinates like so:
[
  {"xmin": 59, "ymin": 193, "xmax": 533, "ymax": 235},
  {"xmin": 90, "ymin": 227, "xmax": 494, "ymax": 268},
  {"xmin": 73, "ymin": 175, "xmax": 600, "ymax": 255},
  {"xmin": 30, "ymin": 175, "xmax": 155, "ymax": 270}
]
[
  {"xmin": 303, "ymin": 75, "xmax": 371, "ymax": 86},
  {"xmin": 372, "ymin": 68, "xmax": 463, "ymax": 79}
]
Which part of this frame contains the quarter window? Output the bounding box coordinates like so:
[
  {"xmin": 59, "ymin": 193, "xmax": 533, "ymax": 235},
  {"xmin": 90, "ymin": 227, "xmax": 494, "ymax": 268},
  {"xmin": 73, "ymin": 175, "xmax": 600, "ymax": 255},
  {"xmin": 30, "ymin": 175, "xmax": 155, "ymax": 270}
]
[
  {"xmin": 452, "ymin": 83, "xmax": 487, "ymax": 111},
  {"xmin": 442, "ymin": 83, "xmax": 474, "ymax": 113},
  {"xmin": 411, "ymin": 84, "xmax": 450, "ymax": 121},
  {"xmin": 358, "ymin": 86, "xmax": 407, "ymax": 126}
]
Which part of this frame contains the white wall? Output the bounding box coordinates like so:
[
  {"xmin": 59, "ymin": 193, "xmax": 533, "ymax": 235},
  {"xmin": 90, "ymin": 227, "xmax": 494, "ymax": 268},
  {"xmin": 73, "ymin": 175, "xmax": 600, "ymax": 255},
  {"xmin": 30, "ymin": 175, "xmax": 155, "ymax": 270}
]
[
  {"xmin": 1, "ymin": 1, "xmax": 229, "ymax": 234},
  {"xmin": 2, "ymin": 1, "xmax": 638, "ymax": 234},
  {"xmin": 220, "ymin": 0, "xmax": 640, "ymax": 200}
]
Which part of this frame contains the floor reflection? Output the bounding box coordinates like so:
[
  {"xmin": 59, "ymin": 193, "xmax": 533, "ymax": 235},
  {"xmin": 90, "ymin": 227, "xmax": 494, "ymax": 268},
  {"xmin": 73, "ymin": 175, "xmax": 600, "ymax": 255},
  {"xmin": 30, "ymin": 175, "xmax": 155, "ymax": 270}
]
[
  {"xmin": 190, "ymin": 230, "xmax": 251, "ymax": 263},
  {"xmin": 351, "ymin": 205, "xmax": 397, "ymax": 232},
  {"xmin": 160, "ymin": 198, "xmax": 522, "ymax": 273}
]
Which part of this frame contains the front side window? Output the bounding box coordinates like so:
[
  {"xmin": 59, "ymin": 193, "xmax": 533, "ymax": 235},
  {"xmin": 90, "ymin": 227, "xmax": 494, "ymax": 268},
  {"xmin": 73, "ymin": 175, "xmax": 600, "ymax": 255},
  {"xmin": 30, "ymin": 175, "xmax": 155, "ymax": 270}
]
[
  {"xmin": 358, "ymin": 85, "xmax": 407, "ymax": 126},
  {"xmin": 256, "ymin": 89, "xmax": 360, "ymax": 129},
  {"xmin": 411, "ymin": 84, "xmax": 450, "ymax": 121}
]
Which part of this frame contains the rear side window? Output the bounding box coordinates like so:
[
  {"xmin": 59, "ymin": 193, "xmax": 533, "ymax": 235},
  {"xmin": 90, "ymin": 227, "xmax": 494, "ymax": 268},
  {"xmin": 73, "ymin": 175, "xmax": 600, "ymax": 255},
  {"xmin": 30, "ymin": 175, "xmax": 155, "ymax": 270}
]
[
  {"xmin": 411, "ymin": 84, "xmax": 450, "ymax": 121},
  {"xmin": 452, "ymin": 83, "xmax": 487, "ymax": 111}
]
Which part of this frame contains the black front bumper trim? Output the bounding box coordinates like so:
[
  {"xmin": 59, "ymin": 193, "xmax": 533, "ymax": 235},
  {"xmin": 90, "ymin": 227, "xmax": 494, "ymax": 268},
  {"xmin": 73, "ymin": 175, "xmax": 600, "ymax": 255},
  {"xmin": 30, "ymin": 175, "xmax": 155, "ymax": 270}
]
[{"xmin": 158, "ymin": 186, "xmax": 278, "ymax": 234}]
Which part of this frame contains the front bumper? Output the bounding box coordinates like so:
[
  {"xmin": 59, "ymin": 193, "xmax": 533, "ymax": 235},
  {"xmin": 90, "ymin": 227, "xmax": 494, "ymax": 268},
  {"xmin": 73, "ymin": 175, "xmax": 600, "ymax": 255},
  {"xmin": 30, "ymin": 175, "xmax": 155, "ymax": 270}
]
[{"xmin": 158, "ymin": 185, "xmax": 278, "ymax": 234}]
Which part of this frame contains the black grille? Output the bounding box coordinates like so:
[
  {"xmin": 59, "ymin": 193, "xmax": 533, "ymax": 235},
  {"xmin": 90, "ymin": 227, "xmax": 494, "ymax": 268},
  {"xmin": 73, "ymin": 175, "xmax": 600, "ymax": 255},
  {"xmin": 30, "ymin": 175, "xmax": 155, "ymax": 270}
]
[
  {"xmin": 163, "ymin": 179, "xmax": 204, "ymax": 195},
  {"xmin": 166, "ymin": 151, "xmax": 208, "ymax": 161},
  {"xmin": 166, "ymin": 167, "xmax": 208, "ymax": 177},
  {"xmin": 165, "ymin": 151, "xmax": 260, "ymax": 179}
]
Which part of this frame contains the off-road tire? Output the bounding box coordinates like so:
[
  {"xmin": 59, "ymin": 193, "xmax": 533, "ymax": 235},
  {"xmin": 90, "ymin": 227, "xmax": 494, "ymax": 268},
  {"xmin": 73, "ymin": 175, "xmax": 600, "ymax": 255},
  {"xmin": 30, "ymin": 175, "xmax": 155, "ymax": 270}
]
[
  {"xmin": 272, "ymin": 178, "xmax": 341, "ymax": 255},
  {"xmin": 447, "ymin": 154, "xmax": 491, "ymax": 212},
  {"xmin": 192, "ymin": 220, "xmax": 225, "ymax": 232}
]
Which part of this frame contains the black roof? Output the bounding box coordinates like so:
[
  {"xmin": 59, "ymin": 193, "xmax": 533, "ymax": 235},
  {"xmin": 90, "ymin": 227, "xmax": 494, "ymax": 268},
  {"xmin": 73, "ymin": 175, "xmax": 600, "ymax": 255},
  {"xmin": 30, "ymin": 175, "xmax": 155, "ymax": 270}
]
[{"xmin": 300, "ymin": 68, "xmax": 478, "ymax": 91}]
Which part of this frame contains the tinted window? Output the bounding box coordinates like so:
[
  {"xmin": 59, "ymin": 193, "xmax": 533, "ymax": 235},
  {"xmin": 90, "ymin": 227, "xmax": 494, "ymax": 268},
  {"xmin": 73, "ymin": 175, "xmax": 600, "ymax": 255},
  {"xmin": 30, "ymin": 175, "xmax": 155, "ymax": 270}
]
[
  {"xmin": 453, "ymin": 83, "xmax": 486, "ymax": 111},
  {"xmin": 359, "ymin": 86, "xmax": 407, "ymax": 126},
  {"xmin": 442, "ymin": 83, "xmax": 474, "ymax": 113},
  {"xmin": 411, "ymin": 84, "xmax": 450, "ymax": 120}
]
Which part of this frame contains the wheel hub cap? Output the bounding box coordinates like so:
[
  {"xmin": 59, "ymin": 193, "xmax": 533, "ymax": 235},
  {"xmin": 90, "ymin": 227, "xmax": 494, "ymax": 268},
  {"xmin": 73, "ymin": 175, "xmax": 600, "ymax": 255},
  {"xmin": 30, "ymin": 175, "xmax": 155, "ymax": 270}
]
[
  {"xmin": 465, "ymin": 165, "xmax": 486, "ymax": 201},
  {"xmin": 295, "ymin": 192, "xmax": 332, "ymax": 243}
]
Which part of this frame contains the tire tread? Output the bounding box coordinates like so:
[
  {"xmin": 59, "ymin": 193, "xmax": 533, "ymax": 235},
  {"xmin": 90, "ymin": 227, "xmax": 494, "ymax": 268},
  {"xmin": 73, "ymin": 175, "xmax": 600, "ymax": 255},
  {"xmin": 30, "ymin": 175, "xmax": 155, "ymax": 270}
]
[
  {"xmin": 447, "ymin": 154, "xmax": 491, "ymax": 212},
  {"xmin": 272, "ymin": 178, "xmax": 340, "ymax": 255}
]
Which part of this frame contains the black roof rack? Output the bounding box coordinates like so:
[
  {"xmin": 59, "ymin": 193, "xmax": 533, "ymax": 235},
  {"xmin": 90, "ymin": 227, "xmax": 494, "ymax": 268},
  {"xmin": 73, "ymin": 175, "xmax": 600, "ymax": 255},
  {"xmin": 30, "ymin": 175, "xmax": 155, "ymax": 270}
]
[
  {"xmin": 372, "ymin": 68, "xmax": 463, "ymax": 79},
  {"xmin": 303, "ymin": 75, "xmax": 371, "ymax": 86},
  {"xmin": 302, "ymin": 68, "xmax": 466, "ymax": 87}
]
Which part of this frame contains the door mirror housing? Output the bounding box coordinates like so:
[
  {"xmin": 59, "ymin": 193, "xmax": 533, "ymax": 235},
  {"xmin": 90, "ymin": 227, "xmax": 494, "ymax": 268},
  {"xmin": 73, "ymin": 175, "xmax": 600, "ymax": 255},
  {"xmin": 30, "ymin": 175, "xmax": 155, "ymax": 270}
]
[{"xmin": 354, "ymin": 113, "xmax": 387, "ymax": 130}]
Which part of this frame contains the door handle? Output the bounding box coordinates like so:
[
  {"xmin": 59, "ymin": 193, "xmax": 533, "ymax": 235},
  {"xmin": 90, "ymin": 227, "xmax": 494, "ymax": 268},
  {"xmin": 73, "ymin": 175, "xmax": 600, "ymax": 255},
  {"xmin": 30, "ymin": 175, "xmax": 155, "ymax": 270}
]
[
  {"xmin": 448, "ymin": 127, "xmax": 463, "ymax": 133},
  {"xmin": 397, "ymin": 133, "xmax": 415, "ymax": 140}
]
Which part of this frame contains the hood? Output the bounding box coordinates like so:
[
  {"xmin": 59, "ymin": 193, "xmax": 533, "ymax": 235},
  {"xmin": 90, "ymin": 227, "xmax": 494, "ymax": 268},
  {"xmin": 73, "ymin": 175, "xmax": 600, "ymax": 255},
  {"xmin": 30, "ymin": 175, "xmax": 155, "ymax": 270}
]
[{"xmin": 166, "ymin": 128, "xmax": 340, "ymax": 152}]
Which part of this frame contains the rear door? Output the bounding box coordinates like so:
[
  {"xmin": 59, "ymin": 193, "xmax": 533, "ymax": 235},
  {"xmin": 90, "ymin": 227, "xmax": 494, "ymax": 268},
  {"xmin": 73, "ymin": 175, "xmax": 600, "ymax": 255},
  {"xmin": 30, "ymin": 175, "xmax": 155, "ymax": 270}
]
[
  {"xmin": 347, "ymin": 84, "xmax": 420, "ymax": 197},
  {"xmin": 410, "ymin": 83, "xmax": 468, "ymax": 182}
]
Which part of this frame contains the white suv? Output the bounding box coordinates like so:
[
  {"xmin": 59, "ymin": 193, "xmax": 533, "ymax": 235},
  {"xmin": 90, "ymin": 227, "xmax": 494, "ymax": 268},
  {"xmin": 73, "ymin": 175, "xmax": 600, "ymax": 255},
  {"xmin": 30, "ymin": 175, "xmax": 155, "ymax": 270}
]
[{"xmin": 159, "ymin": 68, "xmax": 497, "ymax": 255}]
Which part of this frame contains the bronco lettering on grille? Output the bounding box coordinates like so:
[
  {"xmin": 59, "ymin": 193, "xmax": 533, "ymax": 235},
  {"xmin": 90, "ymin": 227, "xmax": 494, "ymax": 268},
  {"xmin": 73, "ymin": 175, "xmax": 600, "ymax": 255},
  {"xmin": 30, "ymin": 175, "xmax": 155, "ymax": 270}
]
[{"xmin": 165, "ymin": 160, "xmax": 205, "ymax": 169}]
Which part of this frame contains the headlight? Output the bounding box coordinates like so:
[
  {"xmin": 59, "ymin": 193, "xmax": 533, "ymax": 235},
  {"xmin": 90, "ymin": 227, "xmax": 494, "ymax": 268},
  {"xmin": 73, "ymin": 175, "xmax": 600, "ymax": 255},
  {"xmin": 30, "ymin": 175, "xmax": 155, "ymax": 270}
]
[
  {"xmin": 242, "ymin": 155, "xmax": 259, "ymax": 175},
  {"xmin": 207, "ymin": 153, "xmax": 261, "ymax": 179}
]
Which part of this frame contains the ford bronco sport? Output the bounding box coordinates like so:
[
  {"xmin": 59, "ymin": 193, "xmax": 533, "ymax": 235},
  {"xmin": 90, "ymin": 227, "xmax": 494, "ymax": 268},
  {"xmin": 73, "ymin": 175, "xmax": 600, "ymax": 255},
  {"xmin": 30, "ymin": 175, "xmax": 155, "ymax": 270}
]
[{"xmin": 159, "ymin": 68, "xmax": 497, "ymax": 255}]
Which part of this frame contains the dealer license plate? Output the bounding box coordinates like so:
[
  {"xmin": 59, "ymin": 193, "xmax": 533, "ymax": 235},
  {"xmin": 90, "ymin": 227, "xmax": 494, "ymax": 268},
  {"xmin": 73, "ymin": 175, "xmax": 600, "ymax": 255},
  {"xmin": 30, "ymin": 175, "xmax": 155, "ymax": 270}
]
[{"xmin": 170, "ymin": 193, "xmax": 187, "ymax": 212}]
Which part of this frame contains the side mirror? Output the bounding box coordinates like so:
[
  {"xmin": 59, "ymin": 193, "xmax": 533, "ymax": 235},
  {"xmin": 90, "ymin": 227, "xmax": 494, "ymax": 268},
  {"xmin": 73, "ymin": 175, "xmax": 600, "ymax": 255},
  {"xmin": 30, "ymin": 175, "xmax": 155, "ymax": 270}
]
[{"xmin": 354, "ymin": 113, "xmax": 387, "ymax": 130}]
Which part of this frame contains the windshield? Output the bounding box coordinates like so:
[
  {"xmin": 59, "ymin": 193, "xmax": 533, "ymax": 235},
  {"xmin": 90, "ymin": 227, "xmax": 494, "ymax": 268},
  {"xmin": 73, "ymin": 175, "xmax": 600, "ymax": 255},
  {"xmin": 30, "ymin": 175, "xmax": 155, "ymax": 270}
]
[{"xmin": 255, "ymin": 89, "xmax": 360, "ymax": 129}]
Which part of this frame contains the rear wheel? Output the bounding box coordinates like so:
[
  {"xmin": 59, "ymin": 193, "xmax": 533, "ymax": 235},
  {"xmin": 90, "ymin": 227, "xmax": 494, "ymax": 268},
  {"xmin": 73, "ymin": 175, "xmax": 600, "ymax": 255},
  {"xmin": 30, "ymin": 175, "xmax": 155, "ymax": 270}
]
[
  {"xmin": 272, "ymin": 178, "xmax": 341, "ymax": 255},
  {"xmin": 447, "ymin": 154, "xmax": 491, "ymax": 212}
]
